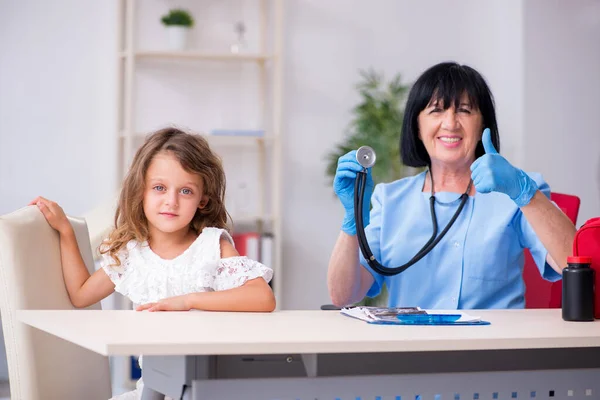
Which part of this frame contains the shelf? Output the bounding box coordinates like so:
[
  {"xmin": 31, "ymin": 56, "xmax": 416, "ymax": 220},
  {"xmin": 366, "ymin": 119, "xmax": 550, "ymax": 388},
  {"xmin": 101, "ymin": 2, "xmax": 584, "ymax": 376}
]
[
  {"xmin": 119, "ymin": 132, "xmax": 273, "ymax": 147},
  {"xmin": 116, "ymin": 0, "xmax": 285, "ymax": 315},
  {"xmin": 205, "ymin": 135, "xmax": 274, "ymax": 147},
  {"xmin": 230, "ymin": 214, "xmax": 274, "ymax": 225},
  {"xmin": 120, "ymin": 51, "xmax": 271, "ymax": 63}
]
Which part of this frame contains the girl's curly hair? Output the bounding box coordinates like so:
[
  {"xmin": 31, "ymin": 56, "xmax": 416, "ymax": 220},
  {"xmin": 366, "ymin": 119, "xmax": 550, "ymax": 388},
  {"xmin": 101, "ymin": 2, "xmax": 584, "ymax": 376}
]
[{"xmin": 99, "ymin": 127, "xmax": 229, "ymax": 265}]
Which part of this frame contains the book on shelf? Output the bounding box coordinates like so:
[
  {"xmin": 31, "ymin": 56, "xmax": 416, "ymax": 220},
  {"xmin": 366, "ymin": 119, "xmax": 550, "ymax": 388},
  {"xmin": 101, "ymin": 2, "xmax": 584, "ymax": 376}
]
[
  {"xmin": 260, "ymin": 233, "xmax": 274, "ymax": 289},
  {"xmin": 232, "ymin": 232, "xmax": 260, "ymax": 260},
  {"xmin": 259, "ymin": 233, "xmax": 273, "ymax": 267},
  {"xmin": 232, "ymin": 232, "xmax": 275, "ymax": 288}
]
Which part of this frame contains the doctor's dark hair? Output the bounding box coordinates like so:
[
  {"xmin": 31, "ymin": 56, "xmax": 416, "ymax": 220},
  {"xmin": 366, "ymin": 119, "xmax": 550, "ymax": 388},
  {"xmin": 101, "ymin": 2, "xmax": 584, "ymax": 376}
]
[
  {"xmin": 99, "ymin": 127, "xmax": 230, "ymax": 267},
  {"xmin": 400, "ymin": 62, "xmax": 500, "ymax": 167}
]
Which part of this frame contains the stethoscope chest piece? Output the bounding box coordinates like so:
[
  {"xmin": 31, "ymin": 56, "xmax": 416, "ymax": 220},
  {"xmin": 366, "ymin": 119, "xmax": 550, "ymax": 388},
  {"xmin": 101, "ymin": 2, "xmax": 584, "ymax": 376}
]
[{"xmin": 356, "ymin": 146, "xmax": 376, "ymax": 169}]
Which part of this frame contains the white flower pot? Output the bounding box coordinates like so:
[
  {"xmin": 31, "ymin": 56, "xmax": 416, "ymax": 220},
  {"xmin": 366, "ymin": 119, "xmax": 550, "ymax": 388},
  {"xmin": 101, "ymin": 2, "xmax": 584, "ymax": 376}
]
[{"xmin": 166, "ymin": 26, "xmax": 190, "ymax": 51}]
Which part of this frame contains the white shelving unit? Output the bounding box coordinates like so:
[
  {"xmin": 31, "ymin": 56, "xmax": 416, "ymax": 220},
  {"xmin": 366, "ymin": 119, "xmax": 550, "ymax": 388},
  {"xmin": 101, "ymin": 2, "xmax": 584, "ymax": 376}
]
[
  {"xmin": 114, "ymin": 0, "xmax": 284, "ymax": 393},
  {"xmin": 123, "ymin": 50, "xmax": 271, "ymax": 62}
]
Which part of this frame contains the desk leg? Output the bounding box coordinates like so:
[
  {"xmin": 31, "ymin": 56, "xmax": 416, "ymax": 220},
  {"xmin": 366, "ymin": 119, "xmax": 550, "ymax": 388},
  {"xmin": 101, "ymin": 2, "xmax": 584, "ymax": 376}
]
[
  {"xmin": 141, "ymin": 386, "xmax": 164, "ymax": 400},
  {"xmin": 142, "ymin": 355, "xmax": 210, "ymax": 399}
]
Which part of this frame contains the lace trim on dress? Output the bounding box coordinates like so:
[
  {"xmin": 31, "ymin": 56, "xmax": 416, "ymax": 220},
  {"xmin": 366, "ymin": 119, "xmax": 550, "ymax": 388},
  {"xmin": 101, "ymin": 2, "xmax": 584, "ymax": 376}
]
[{"xmin": 213, "ymin": 256, "xmax": 273, "ymax": 291}]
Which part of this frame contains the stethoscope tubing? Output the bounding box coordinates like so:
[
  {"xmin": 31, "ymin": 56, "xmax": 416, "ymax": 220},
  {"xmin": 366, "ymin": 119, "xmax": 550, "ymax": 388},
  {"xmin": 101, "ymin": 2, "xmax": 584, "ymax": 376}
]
[{"xmin": 354, "ymin": 168, "xmax": 469, "ymax": 276}]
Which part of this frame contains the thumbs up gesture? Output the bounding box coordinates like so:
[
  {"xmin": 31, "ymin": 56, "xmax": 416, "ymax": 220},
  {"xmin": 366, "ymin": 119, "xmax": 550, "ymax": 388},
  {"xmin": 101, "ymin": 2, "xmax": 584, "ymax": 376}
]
[{"xmin": 470, "ymin": 128, "xmax": 538, "ymax": 207}]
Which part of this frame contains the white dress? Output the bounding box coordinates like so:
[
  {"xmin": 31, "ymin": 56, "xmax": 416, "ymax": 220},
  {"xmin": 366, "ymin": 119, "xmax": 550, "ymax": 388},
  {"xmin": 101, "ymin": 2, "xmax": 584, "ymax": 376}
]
[{"xmin": 101, "ymin": 227, "xmax": 273, "ymax": 400}]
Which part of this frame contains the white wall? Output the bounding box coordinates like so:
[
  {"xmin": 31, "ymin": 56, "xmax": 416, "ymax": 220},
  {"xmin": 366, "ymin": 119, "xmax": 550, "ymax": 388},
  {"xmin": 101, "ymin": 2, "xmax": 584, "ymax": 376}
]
[
  {"xmin": 0, "ymin": 0, "xmax": 118, "ymax": 216},
  {"xmin": 522, "ymin": 0, "xmax": 600, "ymax": 225},
  {"xmin": 281, "ymin": 0, "xmax": 525, "ymax": 309},
  {"xmin": 0, "ymin": 0, "xmax": 118, "ymax": 382}
]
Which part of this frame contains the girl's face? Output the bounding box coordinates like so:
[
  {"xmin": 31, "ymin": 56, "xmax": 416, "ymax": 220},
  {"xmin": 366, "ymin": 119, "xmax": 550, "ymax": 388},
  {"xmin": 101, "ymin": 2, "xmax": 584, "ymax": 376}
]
[
  {"xmin": 417, "ymin": 92, "xmax": 484, "ymax": 170},
  {"xmin": 143, "ymin": 152, "xmax": 207, "ymax": 238}
]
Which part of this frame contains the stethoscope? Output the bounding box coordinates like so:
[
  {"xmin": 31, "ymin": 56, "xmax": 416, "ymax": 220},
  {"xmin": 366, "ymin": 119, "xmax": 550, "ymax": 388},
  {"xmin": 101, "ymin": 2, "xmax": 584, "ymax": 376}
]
[{"xmin": 354, "ymin": 146, "xmax": 472, "ymax": 276}]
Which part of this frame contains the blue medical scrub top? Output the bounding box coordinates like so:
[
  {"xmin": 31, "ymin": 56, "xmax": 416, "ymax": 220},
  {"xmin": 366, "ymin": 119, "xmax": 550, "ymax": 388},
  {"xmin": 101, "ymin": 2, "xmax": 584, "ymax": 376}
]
[{"xmin": 360, "ymin": 171, "xmax": 561, "ymax": 309}]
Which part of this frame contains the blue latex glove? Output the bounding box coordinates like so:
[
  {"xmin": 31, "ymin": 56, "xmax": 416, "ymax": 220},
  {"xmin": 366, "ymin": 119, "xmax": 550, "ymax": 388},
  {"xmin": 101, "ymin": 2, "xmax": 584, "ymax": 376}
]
[
  {"xmin": 333, "ymin": 150, "xmax": 374, "ymax": 235},
  {"xmin": 470, "ymin": 128, "xmax": 538, "ymax": 207}
]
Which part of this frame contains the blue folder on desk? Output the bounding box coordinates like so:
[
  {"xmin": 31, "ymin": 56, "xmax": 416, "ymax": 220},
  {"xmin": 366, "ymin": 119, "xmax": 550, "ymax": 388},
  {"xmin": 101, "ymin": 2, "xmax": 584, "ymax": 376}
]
[{"xmin": 373, "ymin": 314, "xmax": 490, "ymax": 326}]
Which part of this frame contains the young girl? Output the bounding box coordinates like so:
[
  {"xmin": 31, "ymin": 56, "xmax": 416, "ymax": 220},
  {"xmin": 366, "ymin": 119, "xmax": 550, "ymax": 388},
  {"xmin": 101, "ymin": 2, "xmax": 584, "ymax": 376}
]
[{"xmin": 30, "ymin": 127, "xmax": 275, "ymax": 399}]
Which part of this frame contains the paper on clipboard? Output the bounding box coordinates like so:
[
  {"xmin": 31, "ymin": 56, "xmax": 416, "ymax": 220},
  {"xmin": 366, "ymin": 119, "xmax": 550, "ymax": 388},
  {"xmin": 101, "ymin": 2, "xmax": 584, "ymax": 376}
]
[
  {"xmin": 341, "ymin": 307, "xmax": 484, "ymax": 325},
  {"xmin": 341, "ymin": 306, "xmax": 425, "ymax": 323}
]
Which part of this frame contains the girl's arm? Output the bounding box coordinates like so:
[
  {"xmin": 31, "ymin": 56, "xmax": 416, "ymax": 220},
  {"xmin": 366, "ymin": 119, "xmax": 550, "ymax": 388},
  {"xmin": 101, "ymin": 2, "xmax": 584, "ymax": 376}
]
[
  {"xmin": 137, "ymin": 237, "xmax": 276, "ymax": 312},
  {"xmin": 184, "ymin": 277, "xmax": 275, "ymax": 312},
  {"xmin": 31, "ymin": 197, "xmax": 115, "ymax": 308}
]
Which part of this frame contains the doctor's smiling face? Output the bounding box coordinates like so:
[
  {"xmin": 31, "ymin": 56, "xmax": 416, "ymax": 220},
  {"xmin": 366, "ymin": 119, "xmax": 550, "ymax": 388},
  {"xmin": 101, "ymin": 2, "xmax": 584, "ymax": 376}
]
[{"xmin": 417, "ymin": 91, "xmax": 484, "ymax": 171}]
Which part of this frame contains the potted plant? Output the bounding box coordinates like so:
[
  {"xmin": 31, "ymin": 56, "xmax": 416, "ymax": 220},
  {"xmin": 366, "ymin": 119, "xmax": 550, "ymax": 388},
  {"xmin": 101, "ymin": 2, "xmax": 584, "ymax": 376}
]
[
  {"xmin": 161, "ymin": 9, "xmax": 195, "ymax": 50},
  {"xmin": 325, "ymin": 69, "xmax": 416, "ymax": 306}
]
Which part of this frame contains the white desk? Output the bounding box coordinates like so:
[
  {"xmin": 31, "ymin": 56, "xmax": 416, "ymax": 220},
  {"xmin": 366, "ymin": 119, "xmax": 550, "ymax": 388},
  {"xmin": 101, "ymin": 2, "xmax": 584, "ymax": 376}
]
[{"xmin": 18, "ymin": 309, "xmax": 600, "ymax": 400}]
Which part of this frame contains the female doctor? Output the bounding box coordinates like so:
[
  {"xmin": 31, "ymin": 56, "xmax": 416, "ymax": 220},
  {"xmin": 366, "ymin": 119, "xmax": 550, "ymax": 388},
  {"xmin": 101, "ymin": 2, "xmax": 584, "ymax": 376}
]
[{"xmin": 327, "ymin": 62, "xmax": 576, "ymax": 309}]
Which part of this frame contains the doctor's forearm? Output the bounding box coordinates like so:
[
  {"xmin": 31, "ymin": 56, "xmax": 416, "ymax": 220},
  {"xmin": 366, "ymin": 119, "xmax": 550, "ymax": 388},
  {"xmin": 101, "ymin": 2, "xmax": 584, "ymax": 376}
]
[
  {"xmin": 327, "ymin": 232, "xmax": 370, "ymax": 306},
  {"xmin": 521, "ymin": 191, "xmax": 576, "ymax": 271}
]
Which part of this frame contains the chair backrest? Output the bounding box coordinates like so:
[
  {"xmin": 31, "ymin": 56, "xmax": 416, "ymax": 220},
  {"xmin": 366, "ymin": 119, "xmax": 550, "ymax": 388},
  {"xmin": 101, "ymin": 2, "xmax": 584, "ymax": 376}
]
[
  {"xmin": 523, "ymin": 192, "xmax": 580, "ymax": 309},
  {"xmin": 0, "ymin": 206, "xmax": 111, "ymax": 400},
  {"xmin": 550, "ymin": 192, "xmax": 581, "ymax": 226}
]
